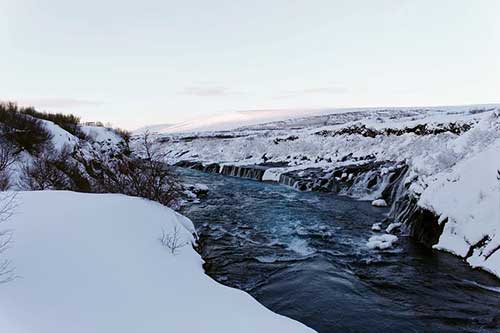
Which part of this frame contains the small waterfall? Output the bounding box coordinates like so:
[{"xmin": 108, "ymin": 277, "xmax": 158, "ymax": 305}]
[
  {"xmin": 175, "ymin": 160, "xmax": 221, "ymax": 174},
  {"xmin": 278, "ymin": 173, "xmax": 300, "ymax": 188},
  {"xmin": 220, "ymin": 165, "xmax": 268, "ymax": 181},
  {"xmin": 387, "ymin": 166, "xmax": 410, "ymax": 216},
  {"xmin": 178, "ymin": 157, "xmax": 446, "ymax": 249},
  {"xmin": 203, "ymin": 163, "xmax": 220, "ymax": 173}
]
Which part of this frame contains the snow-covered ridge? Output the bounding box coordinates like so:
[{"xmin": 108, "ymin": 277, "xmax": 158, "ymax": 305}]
[
  {"xmin": 153, "ymin": 104, "xmax": 500, "ymax": 278},
  {"xmin": 137, "ymin": 103, "xmax": 498, "ymax": 135},
  {"xmin": 0, "ymin": 191, "xmax": 315, "ymax": 333}
]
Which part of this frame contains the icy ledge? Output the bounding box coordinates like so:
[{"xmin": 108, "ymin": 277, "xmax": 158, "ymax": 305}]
[{"xmin": 0, "ymin": 191, "xmax": 315, "ymax": 333}]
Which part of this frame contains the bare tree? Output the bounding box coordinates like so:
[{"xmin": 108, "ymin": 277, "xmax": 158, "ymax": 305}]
[
  {"xmin": 133, "ymin": 131, "xmax": 180, "ymax": 206},
  {"xmin": 0, "ymin": 144, "xmax": 15, "ymax": 190},
  {"xmin": 159, "ymin": 225, "xmax": 187, "ymax": 255},
  {"xmin": 0, "ymin": 192, "xmax": 17, "ymax": 283}
]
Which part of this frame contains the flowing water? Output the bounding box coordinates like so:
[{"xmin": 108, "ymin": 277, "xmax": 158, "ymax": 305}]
[{"xmin": 180, "ymin": 169, "xmax": 500, "ymax": 333}]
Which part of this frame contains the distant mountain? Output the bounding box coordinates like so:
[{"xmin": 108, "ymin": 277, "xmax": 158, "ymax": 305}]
[
  {"xmin": 134, "ymin": 104, "xmax": 500, "ymax": 134},
  {"xmin": 133, "ymin": 108, "xmax": 341, "ymax": 134},
  {"xmin": 133, "ymin": 123, "xmax": 174, "ymax": 134}
]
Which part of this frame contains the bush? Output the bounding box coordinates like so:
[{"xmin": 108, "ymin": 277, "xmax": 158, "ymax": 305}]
[
  {"xmin": 76, "ymin": 132, "xmax": 180, "ymax": 207},
  {"xmin": 113, "ymin": 127, "xmax": 131, "ymax": 142},
  {"xmin": 19, "ymin": 106, "xmax": 87, "ymax": 139},
  {"xmin": 19, "ymin": 149, "xmax": 70, "ymax": 190},
  {"xmin": 0, "ymin": 102, "xmax": 53, "ymax": 155},
  {"xmin": 18, "ymin": 144, "xmax": 90, "ymax": 191}
]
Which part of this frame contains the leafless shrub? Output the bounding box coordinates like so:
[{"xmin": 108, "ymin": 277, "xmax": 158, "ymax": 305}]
[
  {"xmin": 18, "ymin": 146, "xmax": 69, "ymax": 190},
  {"xmin": 78, "ymin": 131, "xmax": 181, "ymax": 207},
  {"xmin": 18, "ymin": 144, "xmax": 91, "ymax": 192},
  {"xmin": 159, "ymin": 225, "xmax": 187, "ymax": 255},
  {"xmin": 0, "ymin": 144, "xmax": 15, "ymax": 190},
  {"xmin": 113, "ymin": 127, "xmax": 131, "ymax": 142},
  {"xmin": 0, "ymin": 192, "xmax": 17, "ymax": 284},
  {"xmin": 133, "ymin": 132, "xmax": 180, "ymax": 206}
]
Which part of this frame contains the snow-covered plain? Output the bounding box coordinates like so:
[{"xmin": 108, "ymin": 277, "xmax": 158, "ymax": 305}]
[
  {"xmin": 154, "ymin": 104, "xmax": 500, "ymax": 278},
  {"xmin": 0, "ymin": 191, "xmax": 315, "ymax": 333},
  {"xmin": 134, "ymin": 108, "xmax": 340, "ymax": 134},
  {"xmin": 137, "ymin": 104, "xmax": 499, "ymax": 134}
]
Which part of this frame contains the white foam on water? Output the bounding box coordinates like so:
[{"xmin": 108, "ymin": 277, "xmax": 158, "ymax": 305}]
[{"xmin": 287, "ymin": 238, "xmax": 316, "ymax": 256}]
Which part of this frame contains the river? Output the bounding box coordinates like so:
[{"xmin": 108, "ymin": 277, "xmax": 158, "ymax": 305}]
[{"xmin": 179, "ymin": 168, "xmax": 500, "ymax": 333}]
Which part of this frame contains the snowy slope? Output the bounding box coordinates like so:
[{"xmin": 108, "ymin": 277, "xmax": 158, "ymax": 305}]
[
  {"xmin": 81, "ymin": 125, "xmax": 123, "ymax": 145},
  {"xmin": 136, "ymin": 104, "xmax": 499, "ymax": 134},
  {"xmin": 0, "ymin": 191, "xmax": 315, "ymax": 333},
  {"xmin": 134, "ymin": 108, "xmax": 337, "ymax": 134},
  {"xmin": 420, "ymin": 138, "xmax": 500, "ymax": 277},
  {"xmin": 5, "ymin": 120, "xmax": 125, "ymax": 190},
  {"xmin": 40, "ymin": 119, "xmax": 79, "ymax": 150}
]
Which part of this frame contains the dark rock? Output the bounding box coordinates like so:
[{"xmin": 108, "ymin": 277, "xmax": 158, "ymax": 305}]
[{"xmin": 367, "ymin": 175, "xmax": 378, "ymax": 189}]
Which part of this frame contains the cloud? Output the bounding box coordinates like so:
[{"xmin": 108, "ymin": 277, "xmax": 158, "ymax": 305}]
[
  {"xmin": 178, "ymin": 86, "xmax": 241, "ymax": 97},
  {"xmin": 299, "ymin": 86, "xmax": 348, "ymax": 94},
  {"xmin": 12, "ymin": 98, "xmax": 102, "ymax": 109},
  {"xmin": 273, "ymin": 85, "xmax": 348, "ymax": 100}
]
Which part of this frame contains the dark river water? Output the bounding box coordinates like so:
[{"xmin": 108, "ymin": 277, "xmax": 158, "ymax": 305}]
[{"xmin": 179, "ymin": 169, "xmax": 500, "ymax": 333}]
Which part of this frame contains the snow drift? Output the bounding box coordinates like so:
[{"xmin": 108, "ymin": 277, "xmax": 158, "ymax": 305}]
[{"xmin": 0, "ymin": 191, "xmax": 315, "ymax": 333}]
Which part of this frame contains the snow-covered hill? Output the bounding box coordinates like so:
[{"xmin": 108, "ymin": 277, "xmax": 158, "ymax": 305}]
[
  {"xmin": 0, "ymin": 191, "xmax": 315, "ymax": 333},
  {"xmin": 155, "ymin": 104, "xmax": 500, "ymax": 278},
  {"xmin": 5, "ymin": 119, "xmax": 125, "ymax": 190},
  {"xmin": 135, "ymin": 104, "xmax": 499, "ymax": 134},
  {"xmin": 133, "ymin": 108, "xmax": 336, "ymax": 134}
]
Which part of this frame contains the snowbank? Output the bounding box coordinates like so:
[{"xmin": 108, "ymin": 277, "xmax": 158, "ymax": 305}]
[
  {"xmin": 419, "ymin": 137, "xmax": 500, "ymax": 277},
  {"xmin": 0, "ymin": 191, "xmax": 315, "ymax": 333}
]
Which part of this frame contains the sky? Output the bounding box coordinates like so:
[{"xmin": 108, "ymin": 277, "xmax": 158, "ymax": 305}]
[{"xmin": 1, "ymin": 0, "xmax": 499, "ymax": 129}]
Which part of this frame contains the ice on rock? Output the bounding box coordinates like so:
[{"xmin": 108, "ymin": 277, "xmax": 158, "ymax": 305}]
[
  {"xmin": 386, "ymin": 222, "xmax": 402, "ymax": 233},
  {"xmin": 366, "ymin": 234, "xmax": 399, "ymax": 250},
  {"xmin": 371, "ymin": 199, "xmax": 388, "ymax": 207},
  {"xmin": 371, "ymin": 223, "xmax": 382, "ymax": 231}
]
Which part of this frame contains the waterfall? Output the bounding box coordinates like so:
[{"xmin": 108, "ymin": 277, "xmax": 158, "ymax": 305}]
[{"xmin": 220, "ymin": 165, "xmax": 268, "ymax": 181}]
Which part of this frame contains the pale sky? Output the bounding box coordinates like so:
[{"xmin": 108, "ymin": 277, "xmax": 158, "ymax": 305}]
[{"xmin": 1, "ymin": 0, "xmax": 499, "ymax": 129}]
